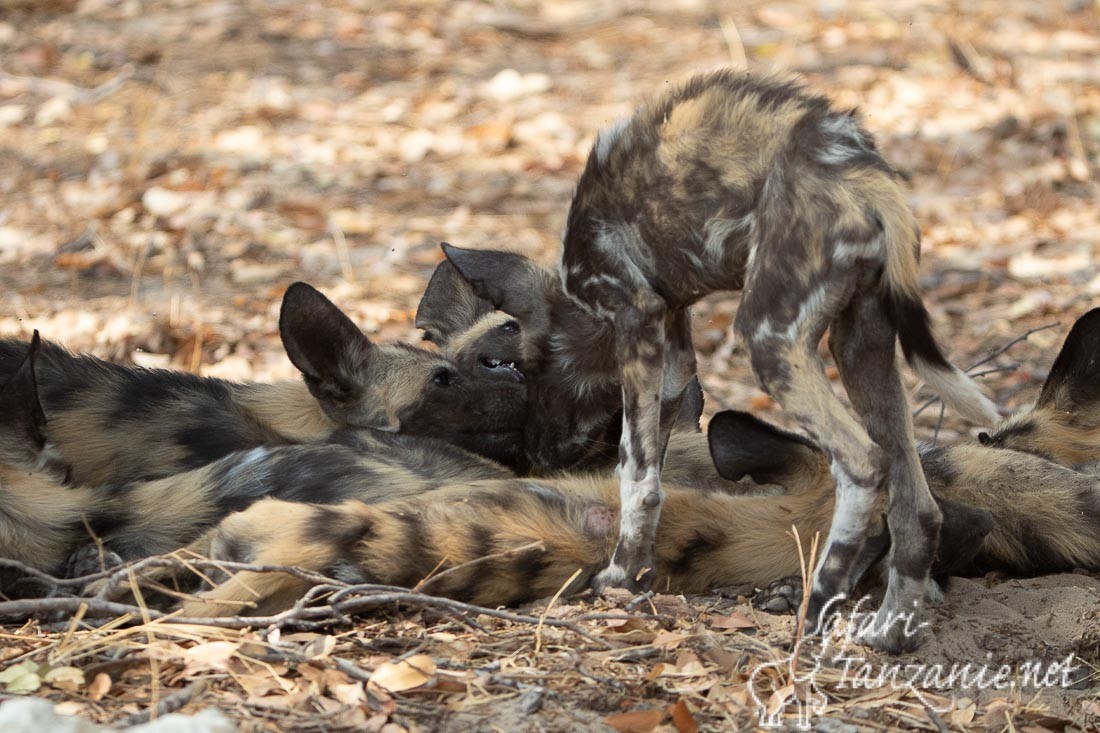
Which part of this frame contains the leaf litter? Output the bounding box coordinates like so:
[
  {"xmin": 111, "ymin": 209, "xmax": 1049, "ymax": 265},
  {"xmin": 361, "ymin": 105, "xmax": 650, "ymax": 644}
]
[{"xmin": 1, "ymin": 0, "xmax": 1099, "ymax": 730}]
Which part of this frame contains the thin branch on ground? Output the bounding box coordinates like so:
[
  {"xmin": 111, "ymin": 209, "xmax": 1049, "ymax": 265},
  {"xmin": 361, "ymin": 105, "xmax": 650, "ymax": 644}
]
[
  {"xmin": 412, "ymin": 541, "xmax": 546, "ymax": 594},
  {"xmin": 113, "ymin": 679, "xmax": 208, "ymax": 727},
  {"xmin": 0, "ymin": 585, "xmax": 616, "ymax": 649}
]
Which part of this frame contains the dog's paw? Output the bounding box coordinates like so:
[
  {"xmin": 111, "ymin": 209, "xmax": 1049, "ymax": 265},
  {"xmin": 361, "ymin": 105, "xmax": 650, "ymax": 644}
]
[
  {"xmin": 753, "ymin": 576, "xmax": 803, "ymax": 614},
  {"xmin": 64, "ymin": 544, "xmax": 122, "ymax": 580},
  {"xmin": 857, "ymin": 608, "xmax": 925, "ymax": 654}
]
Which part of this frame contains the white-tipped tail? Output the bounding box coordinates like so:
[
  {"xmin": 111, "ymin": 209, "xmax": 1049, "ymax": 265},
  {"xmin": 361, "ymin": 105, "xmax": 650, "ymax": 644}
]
[{"xmin": 911, "ymin": 357, "xmax": 1000, "ymax": 425}]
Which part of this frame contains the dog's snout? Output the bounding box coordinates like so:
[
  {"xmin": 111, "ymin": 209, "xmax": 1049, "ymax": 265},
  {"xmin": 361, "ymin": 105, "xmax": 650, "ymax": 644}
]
[{"xmin": 478, "ymin": 355, "xmax": 524, "ymax": 383}]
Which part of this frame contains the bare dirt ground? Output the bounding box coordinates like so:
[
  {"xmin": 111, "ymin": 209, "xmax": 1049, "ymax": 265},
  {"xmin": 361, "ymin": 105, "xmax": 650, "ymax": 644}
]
[{"xmin": 1, "ymin": 0, "xmax": 1099, "ymax": 730}]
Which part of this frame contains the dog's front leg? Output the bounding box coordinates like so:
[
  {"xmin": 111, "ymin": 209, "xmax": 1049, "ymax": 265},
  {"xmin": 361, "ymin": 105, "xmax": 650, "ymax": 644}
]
[{"xmin": 593, "ymin": 297, "xmax": 669, "ymax": 592}]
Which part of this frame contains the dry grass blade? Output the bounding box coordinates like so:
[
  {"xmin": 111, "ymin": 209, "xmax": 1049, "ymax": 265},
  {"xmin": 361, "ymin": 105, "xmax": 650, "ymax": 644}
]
[{"xmin": 534, "ymin": 567, "xmax": 583, "ymax": 656}]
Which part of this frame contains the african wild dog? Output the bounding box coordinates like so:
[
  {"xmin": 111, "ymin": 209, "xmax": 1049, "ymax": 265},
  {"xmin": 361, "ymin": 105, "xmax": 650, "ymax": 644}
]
[
  {"xmin": 416, "ymin": 258, "xmax": 707, "ymax": 467},
  {"xmin": 138, "ymin": 396, "xmax": 1090, "ymax": 619},
  {"xmin": 416, "ymin": 258, "xmax": 751, "ymax": 495},
  {"xmin": 975, "ymin": 307, "xmax": 1100, "ymax": 468},
  {"xmin": 90, "ymin": 309, "xmax": 1100, "ymax": 618},
  {"xmin": 0, "ymin": 335, "xmax": 513, "ymax": 595},
  {"xmin": 442, "ymin": 71, "xmax": 999, "ymax": 651},
  {"xmin": 0, "ymin": 281, "xmax": 527, "ymax": 487}
]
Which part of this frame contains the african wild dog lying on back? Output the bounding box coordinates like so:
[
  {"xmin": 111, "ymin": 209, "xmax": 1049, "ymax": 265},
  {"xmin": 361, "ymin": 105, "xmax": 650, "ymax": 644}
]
[
  {"xmin": 0, "ymin": 282, "xmax": 527, "ymax": 487},
  {"xmin": 416, "ymin": 258, "xmax": 708, "ymax": 469},
  {"xmin": 442, "ymin": 70, "xmax": 999, "ymax": 651},
  {"xmin": 0, "ymin": 334, "xmax": 513, "ymax": 595},
  {"xmin": 111, "ymin": 308, "xmax": 1100, "ymax": 618}
]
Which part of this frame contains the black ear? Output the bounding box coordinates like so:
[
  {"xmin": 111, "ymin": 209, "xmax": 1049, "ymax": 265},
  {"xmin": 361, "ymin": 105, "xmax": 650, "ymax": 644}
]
[
  {"xmin": 279, "ymin": 282, "xmax": 372, "ymax": 404},
  {"xmin": 1037, "ymin": 308, "xmax": 1100, "ymax": 409},
  {"xmin": 0, "ymin": 330, "xmax": 48, "ymax": 456},
  {"xmin": 415, "ymin": 260, "xmax": 495, "ymax": 346},
  {"xmin": 707, "ymin": 410, "xmax": 821, "ymax": 484},
  {"xmin": 672, "ymin": 377, "xmax": 705, "ymax": 432},
  {"xmin": 440, "ymin": 243, "xmax": 554, "ymax": 323}
]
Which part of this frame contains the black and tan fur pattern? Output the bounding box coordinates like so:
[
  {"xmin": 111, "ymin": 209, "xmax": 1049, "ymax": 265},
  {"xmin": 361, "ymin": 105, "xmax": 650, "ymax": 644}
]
[
  {"xmin": 155, "ymin": 395, "xmax": 1100, "ymax": 620},
  {"xmin": 444, "ymin": 71, "xmax": 998, "ymax": 651},
  {"xmin": 978, "ymin": 308, "xmax": 1100, "ymax": 468},
  {"xmin": 0, "ymin": 282, "xmax": 527, "ymax": 487},
  {"xmin": 80, "ymin": 309, "xmax": 1100, "ymax": 618},
  {"xmin": 1, "ymin": 424, "xmax": 511, "ymax": 596},
  {"xmin": 418, "ymin": 257, "xmax": 707, "ymax": 471}
]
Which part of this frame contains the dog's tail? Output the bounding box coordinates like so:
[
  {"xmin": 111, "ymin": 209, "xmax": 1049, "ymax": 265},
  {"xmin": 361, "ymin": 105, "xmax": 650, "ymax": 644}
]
[{"xmin": 870, "ymin": 183, "xmax": 1000, "ymax": 426}]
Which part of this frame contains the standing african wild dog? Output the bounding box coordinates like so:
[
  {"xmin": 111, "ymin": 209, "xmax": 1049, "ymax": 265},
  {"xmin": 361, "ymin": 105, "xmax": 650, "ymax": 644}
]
[
  {"xmin": 114, "ymin": 308, "xmax": 1100, "ymax": 619},
  {"xmin": 0, "ymin": 281, "xmax": 527, "ymax": 486},
  {"xmin": 443, "ymin": 70, "xmax": 999, "ymax": 652}
]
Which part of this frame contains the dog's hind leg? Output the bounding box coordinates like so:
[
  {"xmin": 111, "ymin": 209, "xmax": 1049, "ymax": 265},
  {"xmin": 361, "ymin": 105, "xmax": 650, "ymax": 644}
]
[
  {"xmin": 828, "ymin": 291, "xmax": 941, "ymax": 652},
  {"xmin": 736, "ymin": 272, "xmax": 889, "ymax": 642}
]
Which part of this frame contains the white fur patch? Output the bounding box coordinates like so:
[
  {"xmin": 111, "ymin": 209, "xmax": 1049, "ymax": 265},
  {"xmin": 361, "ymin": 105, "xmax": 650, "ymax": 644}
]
[
  {"xmin": 825, "ymin": 464, "xmax": 877, "ymax": 545},
  {"xmin": 522, "ymin": 481, "xmax": 565, "ymax": 503},
  {"xmin": 703, "ymin": 214, "xmax": 755, "ymax": 261},
  {"xmin": 595, "ymin": 116, "xmax": 631, "ymax": 165},
  {"xmin": 817, "ymin": 114, "xmax": 869, "ymax": 165},
  {"xmin": 912, "ymin": 359, "xmax": 1000, "ymax": 425},
  {"xmin": 752, "ymin": 284, "xmax": 831, "ymax": 346},
  {"xmin": 221, "ymin": 446, "xmax": 271, "ymax": 484},
  {"xmin": 617, "ymin": 466, "xmax": 662, "ymax": 544},
  {"xmin": 832, "ymin": 236, "xmax": 884, "ymax": 265},
  {"xmin": 594, "ymin": 221, "xmax": 653, "ymax": 285}
]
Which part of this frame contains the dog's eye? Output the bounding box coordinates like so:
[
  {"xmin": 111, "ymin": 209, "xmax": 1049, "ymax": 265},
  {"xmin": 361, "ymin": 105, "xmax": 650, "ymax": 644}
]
[
  {"xmin": 421, "ymin": 331, "xmax": 436, "ymax": 344},
  {"xmin": 977, "ymin": 431, "xmax": 992, "ymax": 446},
  {"xmin": 432, "ymin": 368, "xmax": 454, "ymax": 387},
  {"xmin": 501, "ymin": 320, "xmax": 519, "ymax": 333}
]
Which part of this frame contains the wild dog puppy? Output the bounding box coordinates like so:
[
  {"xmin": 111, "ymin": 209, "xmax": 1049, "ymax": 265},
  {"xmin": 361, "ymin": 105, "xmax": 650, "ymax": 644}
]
[
  {"xmin": 416, "ymin": 259, "xmax": 708, "ymax": 471},
  {"xmin": 443, "ymin": 71, "xmax": 998, "ymax": 651},
  {"xmin": 0, "ymin": 340, "xmax": 511, "ymax": 592},
  {"xmin": 0, "ymin": 282, "xmax": 526, "ymax": 486}
]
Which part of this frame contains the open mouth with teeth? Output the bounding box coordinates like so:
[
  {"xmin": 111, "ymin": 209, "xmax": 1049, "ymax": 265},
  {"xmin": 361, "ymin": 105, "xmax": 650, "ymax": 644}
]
[{"xmin": 480, "ymin": 356, "xmax": 524, "ymax": 382}]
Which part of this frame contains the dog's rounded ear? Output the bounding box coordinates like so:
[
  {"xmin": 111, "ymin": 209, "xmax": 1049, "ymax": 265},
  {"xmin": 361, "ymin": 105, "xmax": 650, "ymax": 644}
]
[
  {"xmin": 1037, "ymin": 308, "xmax": 1100, "ymax": 411},
  {"xmin": 279, "ymin": 282, "xmax": 372, "ymax": 401},
  {"xmin": 707, "ymin": 410, "xmax": 824, "ymax": 487},
  {"xmin": 440, "ymin": 243, "xmax": 554, "ymax": 325},
  {"xmin": 415, "ymin": 260, "xmax": 495, "ymax": 346}
]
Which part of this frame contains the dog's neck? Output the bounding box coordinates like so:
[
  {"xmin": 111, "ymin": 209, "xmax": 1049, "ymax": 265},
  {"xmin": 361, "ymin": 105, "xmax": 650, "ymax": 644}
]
[{"xmin": 232, "ymin": 381, "xmax": 340, "ymax": 442}]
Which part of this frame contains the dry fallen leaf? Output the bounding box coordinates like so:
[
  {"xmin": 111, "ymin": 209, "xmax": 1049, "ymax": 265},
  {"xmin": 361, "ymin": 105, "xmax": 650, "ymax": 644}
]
[
  {"xmin": 708, "ymin": 611, "xmax": 756, "ymax": 630},
  {"xmin": 182, "ymin": 641, "xmax": 237, "ymax": 675},
  {"xmin": 0, "ymin": 660, "xmax": 41, "ymax": 693},
  {"xmin": 331, "ymin": 680, "xmax": 368, "ymax": 707},
  {"xmin": 52, "ymin": 701, "xmax": 85, "ymax": 716},
  {"xmin": 951, "ymin": 697, "xmax": 977, "ymax": 726},
  {"xmin": 369, "ymin": 654, "xmax": 437, "ymax": 693},
  {"xmin": 669, "ymin": 700, "xmax": 699, "ymax": 733},
  {"xmin": 87, "ymin": 672, "xmax": 112, "ymax": 701},
  {"xmin": 603, "ymin": 708, "xmax": 667, "ymax": 733},
  {"xmin": 43, "ymin": 666, "xmax": 85, "ymax": 692}
]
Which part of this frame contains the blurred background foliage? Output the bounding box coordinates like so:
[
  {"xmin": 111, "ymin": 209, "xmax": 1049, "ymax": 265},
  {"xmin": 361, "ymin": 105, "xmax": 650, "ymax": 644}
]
[{"xmin": 0, "ymin": 0, "xmax": 1097, "ymax": 439}]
